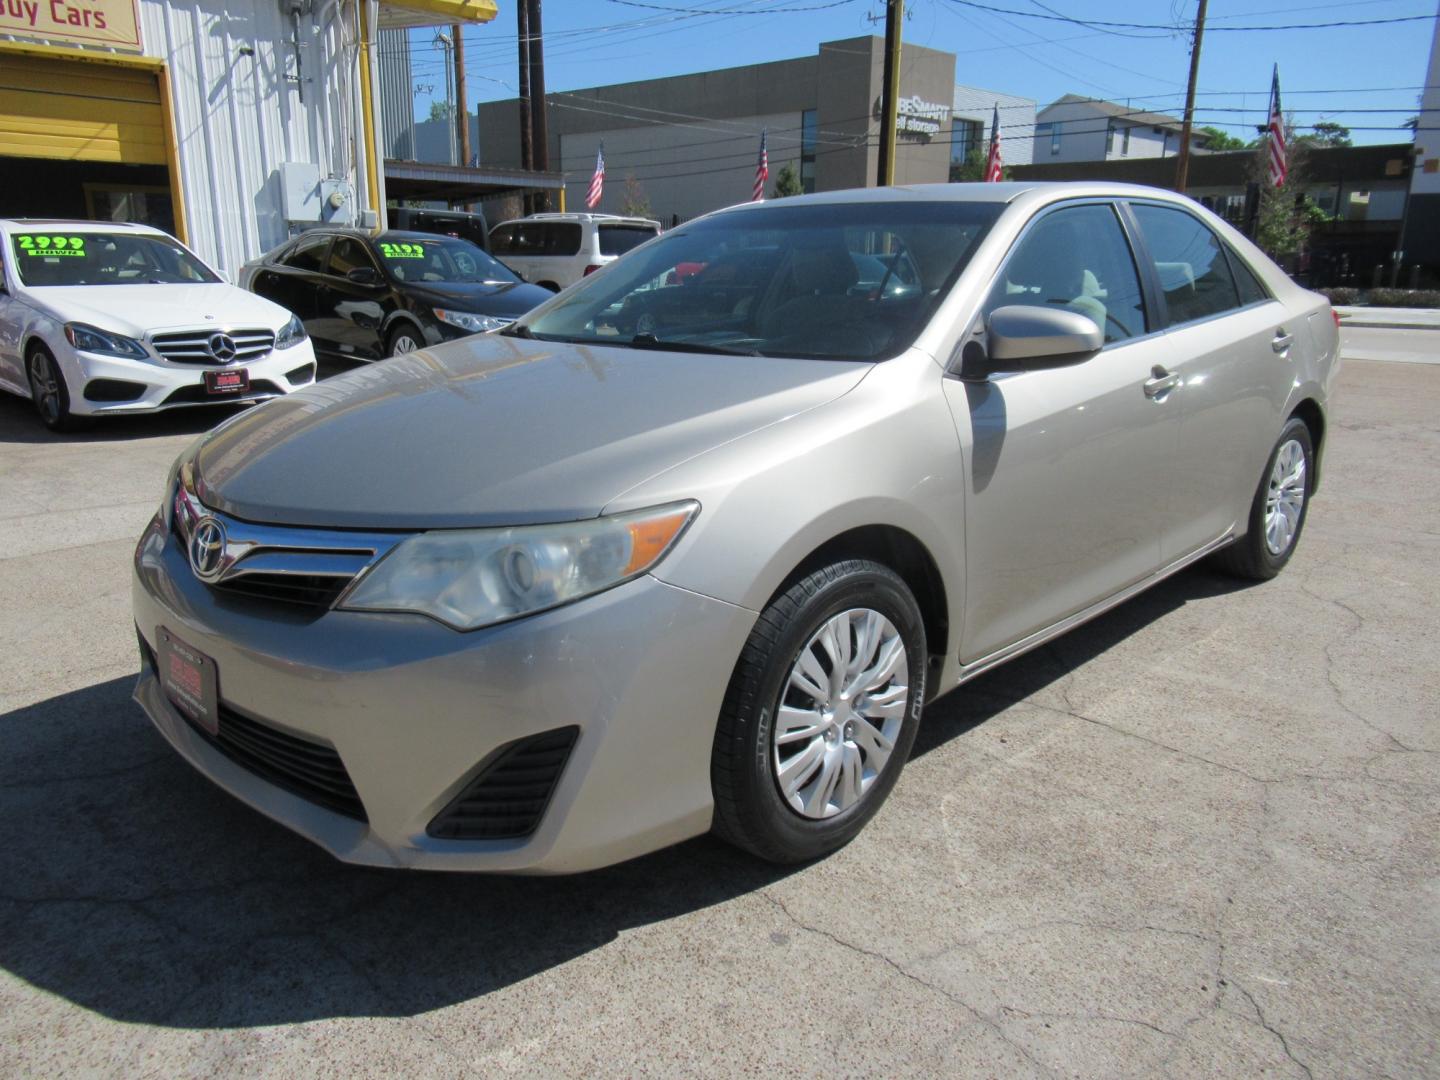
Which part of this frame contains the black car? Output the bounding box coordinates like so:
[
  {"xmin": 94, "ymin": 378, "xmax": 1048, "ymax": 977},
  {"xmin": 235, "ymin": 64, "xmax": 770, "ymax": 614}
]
[{"xmin": 239, "ymin": 229, "xmax": 552, "ymax": 361}]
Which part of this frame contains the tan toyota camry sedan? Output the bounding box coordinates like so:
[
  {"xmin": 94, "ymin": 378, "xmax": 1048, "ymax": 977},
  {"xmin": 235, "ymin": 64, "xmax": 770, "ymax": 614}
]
[{"xmin": 133, "ymin": 183, "xmax": 1339, "ymax": 872}]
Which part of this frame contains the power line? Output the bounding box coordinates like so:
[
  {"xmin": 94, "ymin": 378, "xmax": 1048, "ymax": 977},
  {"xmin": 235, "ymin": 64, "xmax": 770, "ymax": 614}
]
[
  {"xmin": 602, "ymin": 0, "xmax": 858, "ymax": 11},
  {"xmin": 941, "ymin": 0, "xmax": 1435, "ymax": 32}
]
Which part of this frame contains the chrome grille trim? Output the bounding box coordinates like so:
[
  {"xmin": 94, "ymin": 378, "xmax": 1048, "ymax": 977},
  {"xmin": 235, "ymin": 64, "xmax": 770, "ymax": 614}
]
[
  {"xmin": 152, "ymin": 328, "xmax": 276, "ymax": 365},
  {"xmin": 173, "ymin": 476, "xmax": 406, "ymax": 609}
]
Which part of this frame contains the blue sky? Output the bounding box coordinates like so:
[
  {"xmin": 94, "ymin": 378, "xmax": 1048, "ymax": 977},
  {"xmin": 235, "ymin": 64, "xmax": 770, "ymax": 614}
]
[{"xmin": 407, "ymin": 0, "xmax": 1437, "ymax": 147}]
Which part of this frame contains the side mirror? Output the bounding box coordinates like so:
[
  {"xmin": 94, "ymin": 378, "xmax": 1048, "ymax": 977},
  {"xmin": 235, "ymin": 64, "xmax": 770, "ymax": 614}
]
[
  {"xmin": 958, "ymin": 305, "xmax": 1103, "ymax": 379},
  {"xmin": 347, "ymin": 266, "xmax": 379, "ymax": 285}
]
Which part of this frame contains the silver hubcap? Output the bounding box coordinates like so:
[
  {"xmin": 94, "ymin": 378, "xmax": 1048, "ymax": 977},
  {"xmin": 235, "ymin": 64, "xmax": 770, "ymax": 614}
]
[
  {"xmin": 773, "ymin": 607, "xmax": 909, "ymax": 820},
  {"xmin": 392, "ymin": 335, "xmax": 418, "ymax": 356},
  {"xmin": 28, "ymin": 353, "xmax": 60, "ymax": 423},
  {"xmin": 1265, "ymin": 438, "xmax": 1307, "ymax": 556}
]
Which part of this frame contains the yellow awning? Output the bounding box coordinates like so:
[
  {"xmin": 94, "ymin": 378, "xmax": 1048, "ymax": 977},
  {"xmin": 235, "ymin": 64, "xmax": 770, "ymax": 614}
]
[{"xmin": 378, "ymin": 0, "xmax": 497, "ymax": 29}]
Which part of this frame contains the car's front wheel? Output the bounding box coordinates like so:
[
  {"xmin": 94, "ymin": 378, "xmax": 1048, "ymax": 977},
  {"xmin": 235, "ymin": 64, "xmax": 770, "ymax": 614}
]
[
  {"xmin": 387, "ymin": 325, "xmax": 423, "ymax": 358},
  {"xmin": 1215, "ymin": 416, "xmax": 1314, "ymax": 580},
  {"xmin": 26, "ymin": 345, "xmax": 86, "ymax": 433},
  {"xmin": 711, "ymin": 559, "xmax": 927, "ymax": 863}
]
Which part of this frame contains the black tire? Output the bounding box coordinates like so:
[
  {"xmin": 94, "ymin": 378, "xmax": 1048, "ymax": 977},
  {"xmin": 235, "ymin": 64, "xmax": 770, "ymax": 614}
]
[
  {"xmin": 386, "ymin": 324, "xmax": 424, "ymax": 358},
  {"xmin": 711, "ymin": 559, "xmax": 927, "ymax": 864},
  {"xmin": 1213, "ymin": 416, "xmax": 1314, "ymax": 581},
  {"xmin": 26, "ymin": 344, "xmax": 88, "ymax": 433}
]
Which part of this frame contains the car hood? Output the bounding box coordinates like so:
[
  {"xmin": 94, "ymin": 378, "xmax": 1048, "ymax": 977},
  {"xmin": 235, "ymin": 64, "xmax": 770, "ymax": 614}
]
[
  {"xmin": 401, "ymin": 279, "xmax": 554, "ymax": 318},
  {"xmin": 25, "ymin": 283, "xmax": 290, "ymax": 336},
  {"xmin": 194, "ymin": 336, "xmax": 870, "ymax": 529}
]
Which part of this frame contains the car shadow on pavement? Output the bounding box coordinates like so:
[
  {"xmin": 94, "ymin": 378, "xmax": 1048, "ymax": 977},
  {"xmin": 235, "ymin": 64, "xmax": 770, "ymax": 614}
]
[
  {"xmin": 0, "ymin": 392, "xmax": 246, "ymax": 446},
  {"xmin": 0, "ymin": 565, "xmax": 1251, "ymax": 1030}
]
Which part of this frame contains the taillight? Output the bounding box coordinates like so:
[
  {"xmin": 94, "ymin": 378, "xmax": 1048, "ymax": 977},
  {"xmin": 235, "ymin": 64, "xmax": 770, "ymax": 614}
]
[
  {"xmin": 583, "ymin": 264, "xmax": 602, "ymax": 276},
  {"xmin": 1331, "ymin": 308, "xmax": 1342, "ymax": 330}
]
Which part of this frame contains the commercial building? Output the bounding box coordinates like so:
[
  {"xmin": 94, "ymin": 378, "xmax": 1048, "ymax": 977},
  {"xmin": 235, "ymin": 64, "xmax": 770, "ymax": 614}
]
[
  {"xmin": 1402, "ymin": 12, "xmax": 1440, "ymax": 277},
  {"xmin": 473, "ymin": 36, "xmax": 1032, "ymax": 225},
  {"xmin": 0, "ymin": 0, "xmax": 502, "ymax": 276}
]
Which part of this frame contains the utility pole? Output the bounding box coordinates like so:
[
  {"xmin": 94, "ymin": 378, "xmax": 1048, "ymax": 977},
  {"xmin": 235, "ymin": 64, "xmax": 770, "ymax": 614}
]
[
  {"xmin": 876, "ymin": 0, "xmax": 903, "ymax": 187},
  {"xmin": 527, "ymin": 0, "xmax": 550, "ymax": 211},
  {"xmin": 1173, "ymin": 0, "xmax": 1208, "ymax": 194},
  {"xmin": 453, "ymin": 24, "xmax": 470, "ymax": 171},
  {"xmin": 517, "ymin": 0, "xmax": 532, "ymax": 212}
]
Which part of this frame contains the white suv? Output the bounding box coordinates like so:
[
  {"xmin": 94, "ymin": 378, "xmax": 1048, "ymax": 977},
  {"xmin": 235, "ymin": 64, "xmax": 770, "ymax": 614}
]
[
  {"xmin": 0, "ymin": 219, "xmax": 316, "ymax": 432},
  {"xmin": 489, "ymin": 213, "xmax": 660, "ymax": 291}
]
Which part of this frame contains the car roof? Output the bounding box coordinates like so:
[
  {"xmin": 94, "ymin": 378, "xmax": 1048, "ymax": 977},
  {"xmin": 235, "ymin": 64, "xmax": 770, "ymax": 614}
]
[
  {"xmin": 708, "ymin": 181, "xmax": 1202, "ymax": 215},
  {"xmin": 0, "ymin": 218, "xmax": 165, "ymax": 236},
  {"xmin": 492, "ymin": 214, "xmax": 661, "ymax": 228}
]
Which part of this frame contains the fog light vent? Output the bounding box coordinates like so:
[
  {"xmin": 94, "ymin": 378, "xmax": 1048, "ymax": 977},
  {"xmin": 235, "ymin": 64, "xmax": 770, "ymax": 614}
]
[
  {"xmin": 427, "ymin": 726, "xmax": 579, "ymax": 840},
  {"xmin": 84, "ymin": 378, "xmax": 146, "ymax": 402}
]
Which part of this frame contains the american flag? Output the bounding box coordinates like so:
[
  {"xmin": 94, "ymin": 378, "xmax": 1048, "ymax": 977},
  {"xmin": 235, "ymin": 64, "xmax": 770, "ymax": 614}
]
[
  {"xmin": 752, "ymin": 130, "xmax": 768, "ymax": 202},
  {"xmin": 984, "ymin": 103, "xmax": 1003, "ymax": 182},
  {"xmin": 585, "ymin": 143, "xmax": 605, "ymax": 209},
  {"xmin": 1267, "ymin": 66, "xmax": 1288, "ymax": 187}
]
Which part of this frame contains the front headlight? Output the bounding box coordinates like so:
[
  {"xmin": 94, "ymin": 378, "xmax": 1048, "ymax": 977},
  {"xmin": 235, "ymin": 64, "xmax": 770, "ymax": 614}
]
[
  {"xmin": 434, "ymin": 308, "xmax": 509, "ymax": 334},
  {"xmin": 274, "ymin": 313, "xmax": 307, "ymax": 349},
  {"xmin": 339, "ymin": 501, "xmax": 698, "ymax": 630},
  {"xmin": 64, "ymin": 322, "xmax": 147, "ymax": 359}
]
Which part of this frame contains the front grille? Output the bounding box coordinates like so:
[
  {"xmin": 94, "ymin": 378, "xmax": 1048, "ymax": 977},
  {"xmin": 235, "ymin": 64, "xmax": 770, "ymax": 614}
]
[
  {"xmin": 214, "ymin": 573, "xmax": 353, "ymax": 609},
  {"xmin": 152, "ymin": 328, "xmax": 276, "ymax": 365},
  {"xmin": 194, "ymin": 702, "xmax": 367, "ymax": 821},
  {"xmin": 428, "ymin": 727, "xmax": 579, "ymax": 840},
  {"xmin": 162, "ymin": 379, "xmax": 283, "ymax": 406}
]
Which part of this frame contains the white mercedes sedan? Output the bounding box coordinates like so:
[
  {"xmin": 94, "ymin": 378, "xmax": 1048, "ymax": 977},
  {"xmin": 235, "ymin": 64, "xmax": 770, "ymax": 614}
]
[{"xmin": 0, "ymin": 220, "xmax": 316, "ymax": 432}]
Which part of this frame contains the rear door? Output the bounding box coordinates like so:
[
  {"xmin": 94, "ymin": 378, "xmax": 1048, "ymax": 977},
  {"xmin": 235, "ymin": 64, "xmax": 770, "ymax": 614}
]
[
  {"xmin": 1124, "ymin": 202, "xmax": 1296, "ymax": 561},
  {"xmin": 249, "ymin": 232, "xmax": 332, "ymax": 352}
]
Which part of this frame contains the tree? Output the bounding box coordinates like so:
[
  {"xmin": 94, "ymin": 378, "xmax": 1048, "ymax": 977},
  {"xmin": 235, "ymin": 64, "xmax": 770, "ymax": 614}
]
[
  {"xmin": 1248, "ymin": 122, "xmax": 1328, "ymax": 269},
  {"xmin": 1199, "ymin": 125, "xmax": 1247, "ymax": 151},
  {"xmin": 771, "ymin": 163, "xmax": 803, "ymax": 198},
  {"xmin": 1402, "ymin": 115, "xmax": 1419, "ymax": 134},
  {"xmin": 427, "ymin": 100, "xmax": 455, "ymax": 123},
  {"xmin": 619, "ymin": 174, "xmax": 653, "ymax": 219},
  {"xmin": 1295, "ymin": 121, "xmax": 1351, "ymax": 148},
  {"xmin": 947, "ymin": 147, "xmax": 1009, "ymax": 183}
]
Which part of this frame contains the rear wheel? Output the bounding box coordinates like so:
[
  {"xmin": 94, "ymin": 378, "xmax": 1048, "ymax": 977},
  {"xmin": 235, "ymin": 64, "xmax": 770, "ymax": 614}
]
[
  {"xmin": 1214, "ymin": 417, "xmax": 1313, "ymax": 580},
  {"xmin": 711, "ymin": 560, "xmax": 927, "ymax": 863},
  {"xmin": 26, "ymin": 345, "xmax": 86, "ymax": 433}
]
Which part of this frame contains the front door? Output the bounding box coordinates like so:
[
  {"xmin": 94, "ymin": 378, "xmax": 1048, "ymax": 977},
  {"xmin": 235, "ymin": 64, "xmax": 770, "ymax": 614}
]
[{"xmin": 941, "ymin": 201, "xmax": 1181, "ymax": 664}]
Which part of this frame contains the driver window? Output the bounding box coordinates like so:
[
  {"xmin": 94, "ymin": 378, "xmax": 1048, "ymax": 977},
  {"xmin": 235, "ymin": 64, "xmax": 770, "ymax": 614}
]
[
  {"xmin": 984, "ymin": 203, "xmax": 1147, "ymax": 345},
  {"xmin": 327, "ymin": 237, "xmax": 377, "ymax": 278}
]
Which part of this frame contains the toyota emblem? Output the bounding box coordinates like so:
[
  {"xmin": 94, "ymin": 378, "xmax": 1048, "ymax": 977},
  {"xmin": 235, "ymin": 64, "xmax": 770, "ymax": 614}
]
[
  {"xmin": 189, "ymin": 517, "xmax": 227, "ymax": 581},
  {"xmin": 208, "ymin": 333, "xmax": 238, "ymax": 363}
]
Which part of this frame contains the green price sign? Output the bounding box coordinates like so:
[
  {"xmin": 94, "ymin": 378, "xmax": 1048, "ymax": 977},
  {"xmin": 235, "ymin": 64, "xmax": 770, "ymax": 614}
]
[
  {"xmin": 379, "ymin": 242, "xmax": 426, "ymax": 259},
  {"xmin": 16, "ymin": 235, "xmax": 87, "ymax": 257}
]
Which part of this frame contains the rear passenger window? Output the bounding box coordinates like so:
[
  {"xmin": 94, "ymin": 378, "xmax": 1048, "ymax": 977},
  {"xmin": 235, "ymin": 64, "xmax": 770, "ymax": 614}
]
[
  {"xmin": 599, "ymin": 225, "xmax": 658, "ymax": 256},
  {"xmin": 1131, "ymin": 205, "xmax": 1240, "ymax": 326},
  {"xmin": 537, "ymin": 223, "xmax": 581, "ymax": 255},
  {"xmin": 1228, "ymin": 248, "xmax": 1271, "ymax": 306},
  {"xmin": 984, "ymin": 203, "xmax": 1147, "ymax": 345},
  {"xmin": 283, "ymin": 233, "xmax": 331, "ymax": 273}
]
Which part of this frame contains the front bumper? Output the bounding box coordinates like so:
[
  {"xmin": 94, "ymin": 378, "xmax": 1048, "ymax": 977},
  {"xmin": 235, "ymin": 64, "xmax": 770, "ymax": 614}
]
[
  {"xmin": 131, "ymin": 515, "xmax": 756, "ymax": 873},
  {"xmin": 63, "ymin": 340, "xmax": 316, "ymax": 416}
]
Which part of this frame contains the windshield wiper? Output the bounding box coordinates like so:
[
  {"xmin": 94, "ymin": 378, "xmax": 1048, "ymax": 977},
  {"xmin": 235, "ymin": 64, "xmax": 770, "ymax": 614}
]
[
  {"xmin": 629, "ymin": 332, "xmax": 760, "ymax": 356},
  {"xmin": 500, "ymin": 323, "xmax": 534, "ymax": 338}
]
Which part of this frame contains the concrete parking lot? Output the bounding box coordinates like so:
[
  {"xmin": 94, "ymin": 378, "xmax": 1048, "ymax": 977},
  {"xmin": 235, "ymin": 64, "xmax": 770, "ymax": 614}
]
[{"xmin": 1, "ymin": 358, "xmax": 1436, "ymax": 1077}]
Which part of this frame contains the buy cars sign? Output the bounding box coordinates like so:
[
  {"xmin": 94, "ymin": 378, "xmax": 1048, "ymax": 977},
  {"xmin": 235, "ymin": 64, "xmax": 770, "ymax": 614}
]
[{"xmin": 0, "ymin": 0, "xmax": 141, "ymax": 51}]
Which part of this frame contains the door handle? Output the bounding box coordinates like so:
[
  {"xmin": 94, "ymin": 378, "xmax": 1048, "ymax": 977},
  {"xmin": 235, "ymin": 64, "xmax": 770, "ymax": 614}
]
[
  {"xmin": 1272, "ymin": 329, "xmax": 1294, "ymax": 353},
  {"xmin": 1144, "ymin": 366, "xmax": 1181, "ymax": 399}
]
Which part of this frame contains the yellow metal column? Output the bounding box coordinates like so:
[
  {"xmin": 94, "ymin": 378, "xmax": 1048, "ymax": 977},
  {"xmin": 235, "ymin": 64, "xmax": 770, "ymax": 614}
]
[
  {"xmin": 357, "ymin": 0, "xmax": 384, "ymax": 232},
  {"xmin": 155, "ymin": 65, "xmax": 188, "ymax": 244}
]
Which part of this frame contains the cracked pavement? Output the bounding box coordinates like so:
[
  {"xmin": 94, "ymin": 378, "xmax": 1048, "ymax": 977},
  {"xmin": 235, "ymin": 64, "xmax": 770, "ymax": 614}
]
[{"xmin": 1, "ymin": 359, "xmax": 1437, "ymax": 1077}]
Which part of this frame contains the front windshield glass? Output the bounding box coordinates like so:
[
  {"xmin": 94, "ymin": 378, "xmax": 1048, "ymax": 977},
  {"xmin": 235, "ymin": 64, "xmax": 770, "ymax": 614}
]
[
  {"xmin": 10, "ymin": 231, "xmax": 219, "ymax": 287},
  {"xmin": 511, "ymin": 200, "xmax": 1003, "ymax": 361},
  {"xmin": 375, "ymin": 235, "xmax": 520, "ymax": 285}
]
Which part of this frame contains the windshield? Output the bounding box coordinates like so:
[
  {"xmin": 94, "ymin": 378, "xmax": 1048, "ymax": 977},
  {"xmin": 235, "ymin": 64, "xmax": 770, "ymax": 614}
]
[
  {"xmin": 9, "ymin": 231, "xmax": 219, "ymax": 287},
  {"xmin": 511, "ymin": 201, "xmax": 1002, "ymax": 361},
  {"xmin": 375, "ymin": 235, "xmax": 519, "ymax": 285}
]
